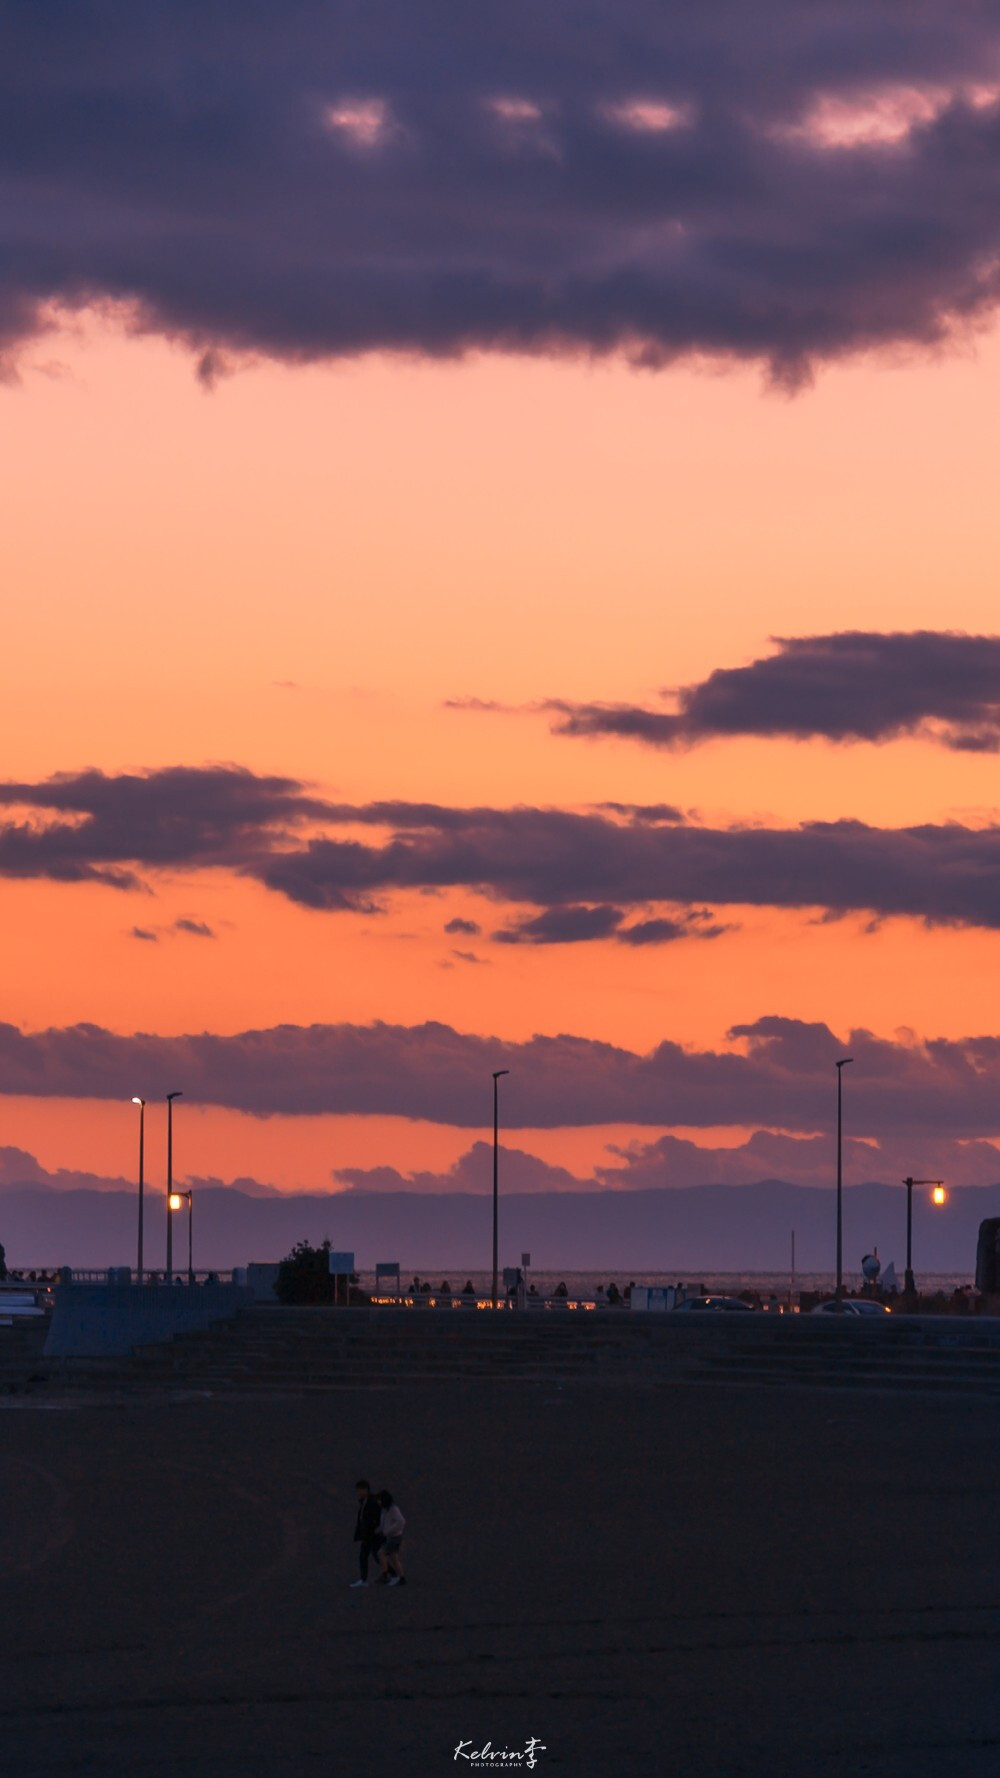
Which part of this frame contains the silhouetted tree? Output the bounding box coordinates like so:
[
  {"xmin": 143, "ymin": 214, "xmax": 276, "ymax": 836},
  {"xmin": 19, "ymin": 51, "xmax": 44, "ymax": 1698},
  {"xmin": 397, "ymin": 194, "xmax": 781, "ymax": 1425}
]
[{"xmin": 274, "ymin": 1238, "xmax": 337, "ymax": 1305}]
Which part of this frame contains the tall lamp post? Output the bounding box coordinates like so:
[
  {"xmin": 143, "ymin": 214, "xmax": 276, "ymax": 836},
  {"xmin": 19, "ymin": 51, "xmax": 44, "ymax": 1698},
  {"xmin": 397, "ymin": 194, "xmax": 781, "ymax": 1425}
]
[
  {"xmin": 902, "ymin": 1178, "xmax": 945, "ymax": 1296},
  {"xmin": 131, "ymin": 1097, "xmax": 146, "ymax": 1283},
  {"xmin": 835, "ymin": 1057, "xmax": 853, "ymax": 1302},
  {"xmin": 166, "ymin": 1091, "xmax": 183, "ymax": 1282},
  {"xmin": 169, "ymin": 1190, "xmax": 194, "ymax": 1285},
  {"xmin": 492, "ymin": 1069, "xmax": 509, "ymax": 1310}
]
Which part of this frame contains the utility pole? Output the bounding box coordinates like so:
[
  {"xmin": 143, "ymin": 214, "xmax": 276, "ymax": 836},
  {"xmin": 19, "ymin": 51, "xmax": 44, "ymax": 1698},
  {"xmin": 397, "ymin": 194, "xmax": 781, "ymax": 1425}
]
[
  {"xmin": 492, "ymin": 1070, "xmax": 509, "ymax": 1309},
  {"xmin": 132, "ymin": 1097, "xmax": 146, "ymax": 1282},
  {"xmin": 835, "ymin": 1058, "xmax": 853, "ymax": 1303}
]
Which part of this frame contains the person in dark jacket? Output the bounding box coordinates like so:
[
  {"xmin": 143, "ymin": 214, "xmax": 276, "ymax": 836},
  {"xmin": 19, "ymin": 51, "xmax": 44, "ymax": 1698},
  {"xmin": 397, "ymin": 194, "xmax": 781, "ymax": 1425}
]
[{"xmin": 351, "ymin": 1479, "xmax": 383, "ymax": 1587}]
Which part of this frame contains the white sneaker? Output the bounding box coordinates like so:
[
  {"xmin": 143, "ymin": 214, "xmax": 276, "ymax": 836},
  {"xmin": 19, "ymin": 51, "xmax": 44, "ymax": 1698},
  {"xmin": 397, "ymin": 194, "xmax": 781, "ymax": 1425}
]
[
  {"xmin": 388, "ymin": 1576, "xmax": 401, "ymax": 1587},
  {"xmin": 350, "ymin": 1579, "xmax": 369, "ymax": 1588}
]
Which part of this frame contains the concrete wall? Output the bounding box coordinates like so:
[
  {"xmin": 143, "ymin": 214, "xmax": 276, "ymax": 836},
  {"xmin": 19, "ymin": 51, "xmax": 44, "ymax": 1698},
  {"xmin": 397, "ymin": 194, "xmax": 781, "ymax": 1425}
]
[
  {"xmin": 44, "ymin": 1282, "xmax": 253, "ymax": 1358},
  {"xmin": 246, "ymin": 1263, "xmax": 280, "ymax": 1301}
]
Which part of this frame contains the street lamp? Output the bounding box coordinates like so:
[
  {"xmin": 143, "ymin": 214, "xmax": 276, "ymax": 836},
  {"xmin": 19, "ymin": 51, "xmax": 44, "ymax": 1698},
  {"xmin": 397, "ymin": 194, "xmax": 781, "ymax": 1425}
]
[
  {"xmin": 169, "ymin": 1190, "xmax": 194, "ymax": 1284},
  {"xmin": 835, "ymin": 1058, "xmax": 853, "ymax": 1303},
  {"xmin": 492, "ymin": 1069, "xmax": 510, "ymax": 1310},
  {"xmin": 902, "ymin": 1178, "xmax": 945, "ymax": 1296},
  {"xmin": 166, "ymin": 1091, "xmax": 183, "ymax": 1282},
  {"xmin": 131, "ymin": 1097, "xmax": 145, "ymax": 1283}
]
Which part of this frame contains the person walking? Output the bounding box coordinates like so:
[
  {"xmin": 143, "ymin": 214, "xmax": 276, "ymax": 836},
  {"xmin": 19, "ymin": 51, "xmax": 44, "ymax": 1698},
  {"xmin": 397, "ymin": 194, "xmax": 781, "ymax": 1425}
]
[
  {"xmin": 351, "ymin": 1479, "xmax": 383, "ymax": 1588},
  {"xmin": 376, "ymin": 1489, "xmax": 407, "ymax": 1586}
]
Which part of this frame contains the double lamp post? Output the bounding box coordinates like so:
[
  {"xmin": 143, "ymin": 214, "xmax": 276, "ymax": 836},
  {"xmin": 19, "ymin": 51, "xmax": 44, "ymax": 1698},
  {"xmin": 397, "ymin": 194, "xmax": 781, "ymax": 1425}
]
[{"xmin": 132, "ymin": 1090, "xmax": 190, "ymax": 1282}]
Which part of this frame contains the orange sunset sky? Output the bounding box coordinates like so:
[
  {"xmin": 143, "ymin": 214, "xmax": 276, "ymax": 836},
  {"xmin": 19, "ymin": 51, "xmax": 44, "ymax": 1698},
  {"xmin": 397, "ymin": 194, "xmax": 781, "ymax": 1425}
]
[{"xmin": 3, "ymin": 302, "xmax": 1000, "ymax": 1196}]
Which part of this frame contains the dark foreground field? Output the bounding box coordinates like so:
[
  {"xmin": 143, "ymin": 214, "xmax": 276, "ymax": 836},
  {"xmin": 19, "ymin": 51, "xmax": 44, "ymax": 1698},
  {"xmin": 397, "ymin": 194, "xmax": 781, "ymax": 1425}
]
[{"xmin": 2, "ymin": 1378, "xmax": 999, "ymax": 1778}]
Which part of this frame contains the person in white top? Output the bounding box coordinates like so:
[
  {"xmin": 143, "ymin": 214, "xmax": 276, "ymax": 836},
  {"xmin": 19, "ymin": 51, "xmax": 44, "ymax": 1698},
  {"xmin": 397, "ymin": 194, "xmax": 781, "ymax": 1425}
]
[{"xmin": 375, "ymin": 1490, "xmax": 407, "ymax": 1586}]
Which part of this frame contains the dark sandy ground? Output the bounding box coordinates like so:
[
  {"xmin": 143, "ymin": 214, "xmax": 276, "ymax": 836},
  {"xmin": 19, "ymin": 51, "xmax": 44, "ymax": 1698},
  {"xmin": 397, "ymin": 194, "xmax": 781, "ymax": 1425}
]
[{"xmin": 2, "ymin": 1378, "xmax": 999, "ymax": 1778}]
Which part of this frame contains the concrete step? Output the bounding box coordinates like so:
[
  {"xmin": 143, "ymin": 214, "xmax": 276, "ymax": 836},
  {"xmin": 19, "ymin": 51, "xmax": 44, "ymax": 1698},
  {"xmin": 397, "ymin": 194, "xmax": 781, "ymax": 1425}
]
[{"xmin": 28, "ymin": 1305, "xmax": 1000, "ymax": 1399}]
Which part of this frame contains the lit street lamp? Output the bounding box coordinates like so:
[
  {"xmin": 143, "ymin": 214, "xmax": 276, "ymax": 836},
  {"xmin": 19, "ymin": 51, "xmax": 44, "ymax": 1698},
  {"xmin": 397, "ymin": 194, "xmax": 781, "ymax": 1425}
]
[
  {"xmin": 902, "ymin": 1178, "xmax": 945, "ymax": 1295},
  {"xmin": 492, "ymin": 1069, "xmax": 509, "ymax": 1310},
  {"xmin": 169, "ymin": 1189, "xmax": 194, "ymax": 1284},
  {"xmin": 835, "ymin": 1058, "xmax": 853, "ymax": 1303},
  {"xmin": 131, "ymin": 1097, "xmax": 145, "ymax": 1282},
  {"xmin": 166, "ymin": 1091, "xmax": 183, "ymax": 1282}
]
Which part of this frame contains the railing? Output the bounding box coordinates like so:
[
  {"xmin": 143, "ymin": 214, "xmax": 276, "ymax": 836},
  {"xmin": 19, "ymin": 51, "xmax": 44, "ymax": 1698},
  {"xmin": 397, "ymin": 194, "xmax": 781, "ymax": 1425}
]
[
  {"xmin": 10, "ymin": 1269, "xmax": 235, "ymax": 1286},
  {"xmin": 113, "ymin": 1270, "xmax": 236, "ymax": 1286}
]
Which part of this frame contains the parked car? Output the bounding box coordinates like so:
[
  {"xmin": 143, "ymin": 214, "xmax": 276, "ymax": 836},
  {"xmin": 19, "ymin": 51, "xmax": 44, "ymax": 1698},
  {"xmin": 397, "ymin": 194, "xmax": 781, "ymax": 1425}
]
[
  {"xmin": 674, "ymin": 1295, "xmax": 755, "ymax": 1312},
  {"xmin": 811, "ymin": 1298, "xmax": 891, "ymax": 1316}
]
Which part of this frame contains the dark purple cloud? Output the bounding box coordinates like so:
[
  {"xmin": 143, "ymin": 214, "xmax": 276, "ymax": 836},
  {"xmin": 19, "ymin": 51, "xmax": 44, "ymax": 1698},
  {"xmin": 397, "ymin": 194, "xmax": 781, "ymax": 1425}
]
[
  {"xmin": 174, "ymin": 918, "xmax": 215, "ymax": 938},
  {"xmin": 596, "ymin": 803, "xmax": 687, "ymax": 824},
  {"xmin": 444, "ymin": 917, "xmax": 481, "ymax": 936},
  {"xmin": 4, "ymin": 8, "xmax": 1000, "ymax": 379},
  {"xmin": 0, "ymin": 1144, "xmax": 132, "ymax": 1194},
  {"xmin": 495, "ymin": 904, "xmax": 626, "ymax": 945},
  {"xmin": 618, "ymin": 912, "xmax": 727, "ymax": 945},
  {"xmin": 549, "ymin": 705, "xmax": 686, "ymax": 746},
  {"xmin": 5, "ymin": 766, "xmax": 1000, "ymax": 933},
  {"xmin": 338, "ymin": 1129, "xmax": 1000, "ymax": 1194},
  {"xmin": 256, "ymin": 804, "xmax": 1000, "ymax": 932},
  {"xmin": 494, "ymin": 904, "xmax": 726, "ymax": 946},
  {"xmin": 4, "ymin": 1127, "xmax": 995, "ymax": 1203},
  {"xmin": 3, "ymin": 1013, "xmax": 1000, "ymax": 1140},
  {"xmin": 337, "ymin": 1141, "xmax": 585, "ymax": 1195},
  {"xmin": 545, "ymin": 631, "xmax": 1000, "ymax": 751},
  {"xmin": 0, "ymin": 1142, "xmax": 279, "ymax": 1200},
  {"xmin": 0, "ymin": 765, "xmax": 330, "ymax": 886}
]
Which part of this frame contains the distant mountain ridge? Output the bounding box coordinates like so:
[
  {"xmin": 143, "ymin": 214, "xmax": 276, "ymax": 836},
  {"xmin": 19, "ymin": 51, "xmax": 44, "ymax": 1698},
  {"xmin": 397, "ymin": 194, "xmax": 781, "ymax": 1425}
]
[{"xmin": 1, "ymin": 1180, "xmax": 994, "ymax": 1275}]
